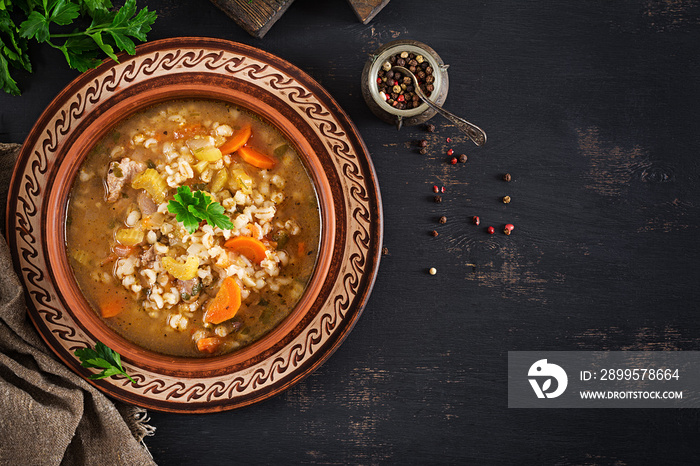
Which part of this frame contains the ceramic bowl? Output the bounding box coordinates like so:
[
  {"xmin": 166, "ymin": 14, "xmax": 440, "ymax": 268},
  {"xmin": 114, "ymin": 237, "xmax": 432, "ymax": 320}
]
[{"xmin": 6, "ymin": 38, "xmax": 383, "ymax": 412}]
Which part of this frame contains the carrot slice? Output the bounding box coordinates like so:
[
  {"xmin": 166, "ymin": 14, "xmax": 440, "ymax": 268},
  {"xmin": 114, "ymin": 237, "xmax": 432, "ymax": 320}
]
[
  {"xmin": 203, "ymin": 277, "xmax": 241, "ymax": 324},
  {"xmin": 237, "ymin": 146, "xmax": 277, "ymax": 169},
  {"xmin": 246, "ymin": 223, "xmax": 261, "ymax": 239},
  {"xmin": 196, "ymin": 336, "xmax": 225, "ymax": 354},
  {"xmin": 297, "ymin": 241, "xmax": 306, "ymax": 258},
  {"xmin": 224, "ymin": 236, "xmax": 268, "ymax": 263},
  {"xmin": 219, "ymin": 125, "xmax": 252, "ymax": 155},
  {"xmin": 101, "ymin": 299, "xmax": 124, "ymax": 318}
]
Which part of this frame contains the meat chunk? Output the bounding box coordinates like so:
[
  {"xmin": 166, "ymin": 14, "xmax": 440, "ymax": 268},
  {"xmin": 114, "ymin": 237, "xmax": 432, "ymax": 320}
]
[
  {"xmin": 140, "ymin": 245, "xmax": 157, "ymax": 268},
  {"xmin": 137, "ymin": 190, "xmax": 158, "ymax": 215},
  {"xmin": 106, "ymin": 157, "xmax": 145, "ymax": 202},
  {"xmin": 175, "ymin": 278, "xmax": 202, "ymax": 302}
]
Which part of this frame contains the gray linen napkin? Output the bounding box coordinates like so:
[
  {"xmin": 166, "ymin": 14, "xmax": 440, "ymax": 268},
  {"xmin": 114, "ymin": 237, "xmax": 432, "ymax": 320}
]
[{"xmin": 0, "ymin": 143, "xmax": 156, "ymax": 466}]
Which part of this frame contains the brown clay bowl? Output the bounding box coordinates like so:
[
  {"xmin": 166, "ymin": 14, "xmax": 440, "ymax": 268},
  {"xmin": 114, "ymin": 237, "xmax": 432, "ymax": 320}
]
[{"xmin": 6, "ymin": 37, "xmax": 383, "ymax": 412}]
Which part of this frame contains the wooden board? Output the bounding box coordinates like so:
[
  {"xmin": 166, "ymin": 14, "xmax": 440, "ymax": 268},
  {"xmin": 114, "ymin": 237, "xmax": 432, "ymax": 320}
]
[
  {"xmin": 346, "ymin": 0, "xmax": 390, "ymax": 24},
  {"xmin": 209, "ymin": 0, "xmax": 295, "ymax": 38}
]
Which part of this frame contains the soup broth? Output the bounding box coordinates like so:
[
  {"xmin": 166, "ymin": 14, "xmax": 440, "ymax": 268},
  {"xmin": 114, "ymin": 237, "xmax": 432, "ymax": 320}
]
[{"xmin": 66, "ymin": 100, "xmax": 320, "ymax": 357}]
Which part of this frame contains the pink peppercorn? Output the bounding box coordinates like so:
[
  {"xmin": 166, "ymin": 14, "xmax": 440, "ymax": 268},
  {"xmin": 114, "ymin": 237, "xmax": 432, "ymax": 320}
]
[
  {"xmin": 487, "ymin": 226, "xmax": 495, "ymax": 234},
  {"xmin": 450, "ymin": 157, "xmax": 457, "ymax": 165},
  {"xmin": 447, "ymin": 149, "xmax": 454, "ymax": 156}
]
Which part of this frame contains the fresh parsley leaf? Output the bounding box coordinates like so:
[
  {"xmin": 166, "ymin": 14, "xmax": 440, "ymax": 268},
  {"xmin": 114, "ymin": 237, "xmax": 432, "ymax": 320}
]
[
  {"xmin": 49, "ymin": 0, "xmax": 80, "ymax": 26},
  {"xmin": 1, "ymin": 0, "xmax": 157, "ymax": 95},
  {"xmin": 80, "ymin": 0, "xmax": 113, "ymax": 15},
  {"xmin": 74, "ymin": 341, "xmax": 136, "ymax": 384},
  {"xmin": 168, "ymin": 186, "xmax": 233, "ymax": 234},
  {"xmin": 18, "ymin": 10, "xmax": 48, "ymax": 42},
  {"xmin": 0, "ymin": 52, "xmax": 19, "ymax": 95},
  {"xmin": 168, "ymin": 197, "xmax": 200, "ymax": 235}
]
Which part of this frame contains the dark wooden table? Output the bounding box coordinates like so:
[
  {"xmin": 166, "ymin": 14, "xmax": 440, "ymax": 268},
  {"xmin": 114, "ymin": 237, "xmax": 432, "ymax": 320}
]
[{"xmin": 3, "ymin": 0, "xmax": 700, "ymax": 463}]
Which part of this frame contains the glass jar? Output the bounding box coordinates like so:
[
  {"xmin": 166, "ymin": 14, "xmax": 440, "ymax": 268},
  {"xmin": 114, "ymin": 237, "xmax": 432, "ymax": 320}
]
[{"xmin": 361, "ymin": 39, "xmax": 449, "ymax": 130}]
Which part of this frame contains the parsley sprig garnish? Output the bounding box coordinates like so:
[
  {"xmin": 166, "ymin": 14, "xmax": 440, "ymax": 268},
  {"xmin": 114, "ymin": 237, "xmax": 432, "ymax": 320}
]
[
  {"xmin": 0, "ymin": 0, "xmax": 157, "ymax": 95},
  {"xmin": 167, "ymin": 185, "xmax": 234, "ymax": 234},
  {"xmin": 74, "ymin": 341, "xmax": 136, "ymax": 384}
]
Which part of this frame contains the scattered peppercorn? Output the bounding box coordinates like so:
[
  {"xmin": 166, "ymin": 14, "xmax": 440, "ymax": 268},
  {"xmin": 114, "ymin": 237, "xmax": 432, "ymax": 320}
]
[
  {"xmin": 419, "ymin": 148, "xmax": 427, "ymax": 155},
  {"xmin": 503, "ymin": 173, "xmax": 512, "ymax": 182},
  {"xmin": 434, "ymin": 195, "xmax": 442, "ymax": 203},
  {"xmin": 504, "ymin": 224, "xmax": 515, "ymax": 235},
  {"xmin": 431, "ymin": 230, "xmax": 439, "ymax": 237},
  {"xmin": 472, "ymin": 216, "xmax": 480, "ymax": 225},
  {"xmin": 487, "ymin": 226, "xmax": 495, "ymax": 234},
  {"xmin": 446, "ymin": 137, "xmax": 452, "ymax": 143},
  {"xmin": 418, "ymin": 139, "xmax": 428, "ymax": 148},
  {"xmin": 459, "ymin": 154, "xmax": 467, "ymax": 163},
  {"xmin": 450, "ymin": 157, "xmax": 457, "ymax": 165},
  {"xmin": 433, "ymin": 185, "xmax": 439, "ymax": 193},
  {"xmin": 429, "ymin": 267, "xmax": 437, "ymax": 275},
  {"xmin": 382, "ymin": 247, "xmax": 389, "ymax": 255},
  {"xmin": 441, "ymin": 187, "xmax": 445, "ymax": 193},
  {"xmin": 503, "ymin": 196, "xmax": 511, "ymax": 204},
  {"xmin": 447, "ymin": 148, "xmax": 454, "ymax": 156},
  {"xmin": 439, "ymin": 216, "xmax": 447, "ymax": 224},
  {"xmin": 425, "ymin": 123, "xmax": 436, "ymax": 132}
]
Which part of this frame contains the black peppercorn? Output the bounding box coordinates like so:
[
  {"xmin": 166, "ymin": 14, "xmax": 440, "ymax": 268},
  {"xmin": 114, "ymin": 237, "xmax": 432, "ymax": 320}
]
[
  {"xmin": 503, "ymin": 173, "xmax": 512, "ymax": 182},
  {"xmin": 419, "ymin": 148, "xmax": 427, "ymax": 155},
  {"xmin": 396, "ymin": 58, "xmax": 406, "ymax": 67},
  {"xmin": 434, "ymin": 195, "xmax": 442, "ymax": 203},
  {"xmin": 439, "ymin": 216, "xmax": 447, "ymax": 224},
  {"xmin": 431, "ymin": 230, "xmax": 439, "ymax": 237},
  {"xmin": 459, "ymin": 154, "xmax": 467, "ymax": 163},
  {"xmin": 425, "ymin": 123, "xmax": 435, "ymax": 132},
  {"xmin": 418, "ymin": 139, "xmax": 428, "ymax": 148}
]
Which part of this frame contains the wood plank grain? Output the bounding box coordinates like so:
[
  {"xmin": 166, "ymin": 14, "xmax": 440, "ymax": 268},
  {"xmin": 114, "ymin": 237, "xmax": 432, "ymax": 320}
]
[
  {"xmin": 209, "ymin": 0, "xmax": 295, "ymax": 38},
  {"xmin": 346, "ymin": 0, "xmax": 390, "ymax": 24}
]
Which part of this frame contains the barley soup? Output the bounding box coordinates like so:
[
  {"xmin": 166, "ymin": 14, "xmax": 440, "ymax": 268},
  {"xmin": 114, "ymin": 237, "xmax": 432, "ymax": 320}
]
[{"xmin": 66, "ymin": 99, "xmax": 320, "ymax": 357}]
